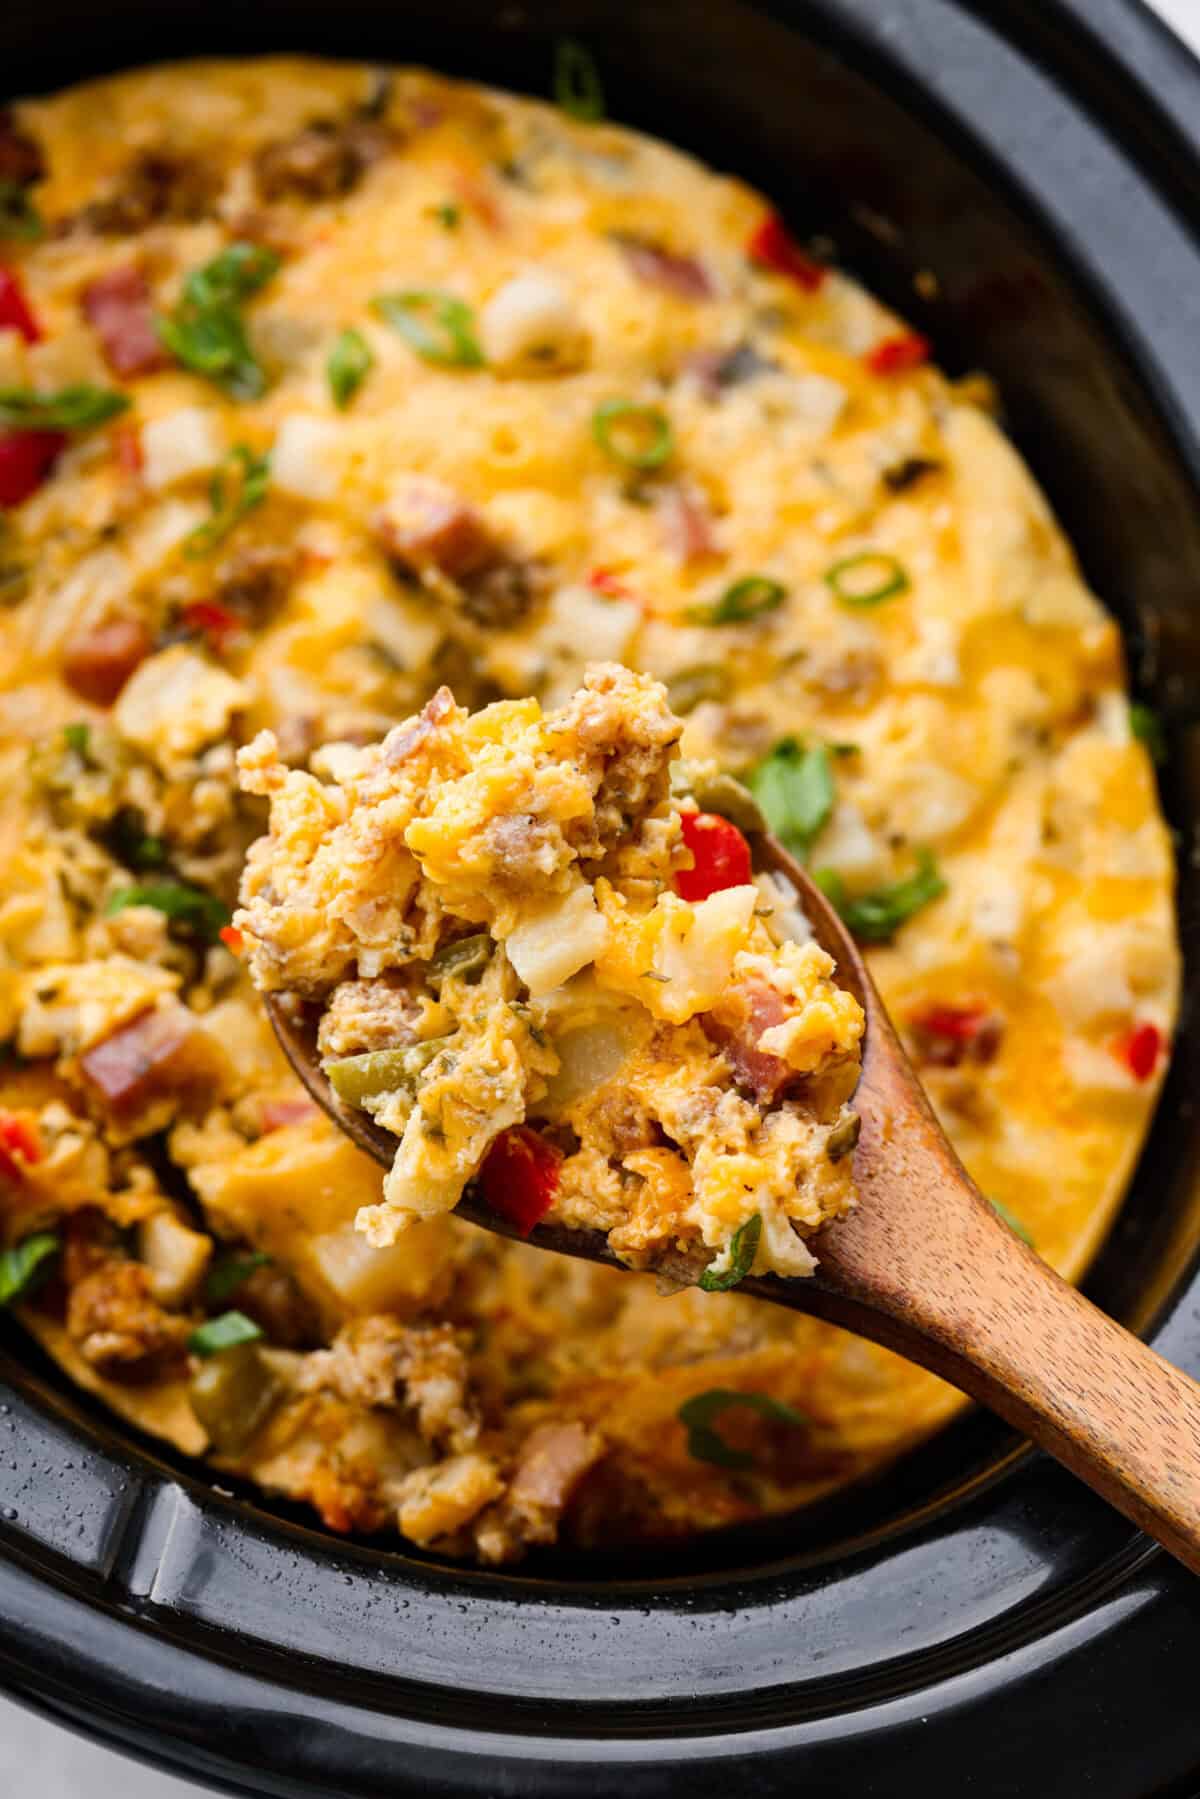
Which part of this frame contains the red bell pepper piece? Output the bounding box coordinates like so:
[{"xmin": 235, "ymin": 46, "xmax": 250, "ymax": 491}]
[
  {"xmin": 587, "ymin": 567, "xmax": 633, "ymax": 599},
  {"xmin": 477, "ymin": 1126, "xmax": 562, "ymax": 1236},
  {"xmin": 0, "ymin": 1111, "xmax": 43, "ymax": 1183},
  {"xmin": 746, "ymin": 214, "xmax": 826, "ymax": 292},
  {"xmin": 676, "ymin": 810, "xmax": 753, "ymax": 901},
  {"xmin": 1114, "ymin": 1021, "xmax": 1163, "ymax": 1083},
  {"xmin": 183, "ymin": 599, "xmax": 243, "ymax": 652},
  {"xmin": 0, "ymin": 429, "xmax": 66, "ymax": 507},
  {"xmin": 865, "ymin": 331, "xmax": 931, "ymax": 376},
  {"xmin": 0, "ymin": 263, "xmax": 41, "ymax": 343},
  {"xmin": 218, "ymin": 924, "xmax": 244, "ymax": 954}
]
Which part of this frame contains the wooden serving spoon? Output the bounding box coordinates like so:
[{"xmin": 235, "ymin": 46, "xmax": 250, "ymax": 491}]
[{"xmin": 268, "ymin": 830, "xmax": 1200, "ymax": 1575}]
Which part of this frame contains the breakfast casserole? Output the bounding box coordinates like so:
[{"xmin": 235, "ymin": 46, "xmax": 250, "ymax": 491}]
[
  {"xmin": 0, "ymin": 56, "xmax": 1177, "ymax": 1557},
  {"xmin": 235, "ymin": 663, "xmax": 864, "ymax": 1276}
]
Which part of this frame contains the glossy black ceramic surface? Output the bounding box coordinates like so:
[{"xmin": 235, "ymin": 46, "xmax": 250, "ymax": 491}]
[{"xmin": 3, "ymin": 2, "xmax": 1200, "ymax": 1793}]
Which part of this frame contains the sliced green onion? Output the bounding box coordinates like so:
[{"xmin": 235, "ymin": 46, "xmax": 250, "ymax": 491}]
[
  {"xmin": 1130, "ymin": 701, "xmax": 1166, "ymax": 766},
  {"xmin": 554, "ymin": 38, "xmax": 606, "ymax": 123},
  {"xmin": 698, "ymin": 1213, "xmax": 761, "ymax": 1293},
  {"xmin": 188, "ymin": 1309, "xmax": 263, "ymax": 1357},
  {"xmin": 0, "ymin": 1232, "xmax": 59, "ymax": 1306},
  {"xmin": 372, "ymin": 289, "xmax": 484, "ymax": 368},
  {"xmin": 204, "ymin": 1249, "xmax": 271, "ymax": 1305},
  {"xmin": 815, "ymin": 850, "xmax": 945, "ymax": 943},
  {"xmin": 62, "ymin": 722, "xmax": 90, "ymax": 758},
  {"xmin": 157, "ymin": 243, "xmax": 279, "ymax": 401},
  {"xmin": 430, "ymin": 201, "xmax": 461, "ymax": 229},
  {"xmin": 0, "ymin": 181, "xmax": 44, "ymax": 242},
  {"xmin": 591, "ymin": 399, "xmax": 674, "ymax": 471},
  {"xmin": 182, "ymin": 244, "xmax": 280, "ymax": 311},
  {"xmin": 104, "ymin": 880, "xmax": 231, "ymax": 944},
  {"xmin": 0, "ymin": 385, "xmax": 130, "ymax": 431},
  {"xmin": 327, "ymin": 327, "xmax": 374, "ymax": 409},
  {"xmin": 688, "ymin": 574, "xmax": 785, "ymax": 627},
  {"xmin": 749, "ymin": 739, "xmax": 833, "ymax": 858},
  {"xmin": 184, "ymin": 444, "xmax": 270, "ymax": 558},
  {"xmin": 825, "ymin": 550, "xmax": 910, "ymax": 608},
  {"xmin": 989, "ymin": 1196, "xmax": 1034, "ymax": 1248},
  {"xmin": 678, "ymin": 1386, "xmax": 808, "ymax": 1470}
]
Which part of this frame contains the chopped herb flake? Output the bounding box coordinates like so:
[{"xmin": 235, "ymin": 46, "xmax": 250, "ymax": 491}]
[{"xmin": 62, "ymin": 722, "xmax": 90, "ymax": 758}]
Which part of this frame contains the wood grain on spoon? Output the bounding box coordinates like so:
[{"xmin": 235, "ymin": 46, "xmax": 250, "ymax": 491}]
[{"xmin": 268, "ymin": 829, "xmax": 1200, "ymax": 1576}]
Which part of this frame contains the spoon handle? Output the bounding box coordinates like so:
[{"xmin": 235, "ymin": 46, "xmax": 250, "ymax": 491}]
[{"xmin": 811, "ymin": 1027, "xmax": 1200, "ymax": 1575}]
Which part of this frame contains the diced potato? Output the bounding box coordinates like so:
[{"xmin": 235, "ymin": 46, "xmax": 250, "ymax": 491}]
[
  {"xmin": 139, "ymin": 1209, "xmax": 213, "ymax": 1306},
  {"xmin": 307, "ymin": 1218, "xmax": 454, "ymax": 1315},
  {"xmin": 505, "ymin": 883, "xmax": 610, "ymax": 997},
  {"xmin": 114, "ymin": 646, "xmax": 250, "ymax": 765},
  {"xmin": 480, "ymin": 270, "xmax": 586, "ymax": 372},
  {"xmin": 141, "ymin": 407, "xmax": 224, "ymax": 490},
  {"xmin": 650, "ymin": 884, "xmax": 759, "ymax": 1022},
  {"xmin": 271, "ymin": 414, "xmax": 350, "ymax": 501}
]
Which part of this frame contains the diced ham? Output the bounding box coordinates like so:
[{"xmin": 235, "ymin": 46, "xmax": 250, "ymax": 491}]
[
  {"xmin": 703, "ymin": 980, "xmax": 795, "ymax": 1104},
  {"xmin": 509, "ymin": 1420, "xmax": 605, "ymax": 1514},
  {"xmin": 61, "ymin": 615, "xmax": 152, "ymax": 705},
  {"xmin": 259, "ymin": 1095, "xmax": 319, "ymax": 1132},
  {"xmin": 78, "ymin": 1005, "xmax": 198, "ymax": 1117},
  {"xmin": 374, "ymin": 476, "xmax": 498, "ymax": 580},
  {"xmin": 382, "ymin": 686, "xmax": 458, "ymax": 766},
  {"xmin": 615, "ymin": 235, "xmax": 714, "ymax": 300},
  {"xmin": 656, "ymin": 483, "xmax": 718, "ymax": 562},
  {"xmin": 81, "ymin": 264, "xmax": 169, "ymax": 378}
]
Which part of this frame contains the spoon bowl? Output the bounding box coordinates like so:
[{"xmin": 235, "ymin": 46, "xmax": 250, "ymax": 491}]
[{"xmin": 268, "ymin": 829, "xmax": 1200, "ymax": 1575}]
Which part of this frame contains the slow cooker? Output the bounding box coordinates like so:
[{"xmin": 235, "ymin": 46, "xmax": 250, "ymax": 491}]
[{"xmin": 3, "ymin": 1, "xmax": 1200, "ymax": 1792}]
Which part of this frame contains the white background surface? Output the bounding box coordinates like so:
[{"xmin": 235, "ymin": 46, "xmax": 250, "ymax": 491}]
[{"xmin": 4, "ymin": 2, "xmax": 1199, "ymax": 1792}]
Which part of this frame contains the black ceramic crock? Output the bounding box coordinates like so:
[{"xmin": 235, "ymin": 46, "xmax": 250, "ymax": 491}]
[{"xmin": 4, "ymin": 2, "xmax": 1200, "ymax": 1793}]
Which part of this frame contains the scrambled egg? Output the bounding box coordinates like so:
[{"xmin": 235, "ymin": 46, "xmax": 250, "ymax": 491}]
[
  {"xmin": 236, "ymin": 664, "xmax": 863, "ymax": 1274},
  {"xmin": 0, "ymin": 56, "xmax": 1178, "ymax": 1558}
]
